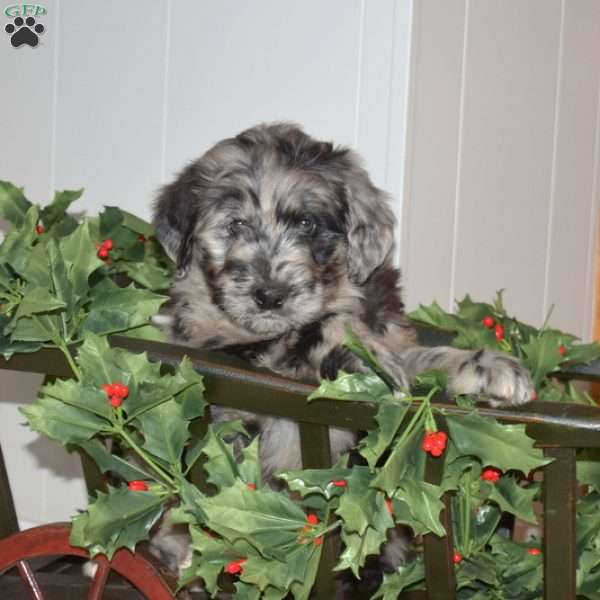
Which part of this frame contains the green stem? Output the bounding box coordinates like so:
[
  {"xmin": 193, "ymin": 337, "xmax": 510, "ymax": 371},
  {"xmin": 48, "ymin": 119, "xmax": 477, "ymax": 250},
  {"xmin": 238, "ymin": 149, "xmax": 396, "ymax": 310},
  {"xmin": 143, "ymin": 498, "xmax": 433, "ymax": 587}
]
[
  {"xmin": 394, "ymin": 386, "xmax": 440, "ymax": 449},
  {"xmin": 117, "ymin": 426, "xmax": 177, "ymax": 488},
  {"xmin": 58, "ymin": 341, "xmax": 82, "ymax": 381}
]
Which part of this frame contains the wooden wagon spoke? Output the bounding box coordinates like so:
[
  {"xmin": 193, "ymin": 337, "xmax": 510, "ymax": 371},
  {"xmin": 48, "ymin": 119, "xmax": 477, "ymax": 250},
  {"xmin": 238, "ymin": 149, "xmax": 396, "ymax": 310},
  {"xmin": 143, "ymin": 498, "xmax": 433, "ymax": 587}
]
[
  {"xmin": 87, "ymin": 557, "xmax": 110, "ymax": 600},
  {"xmin": 16, "ymin": 560, "xmax": 45, "ymax": 600}
]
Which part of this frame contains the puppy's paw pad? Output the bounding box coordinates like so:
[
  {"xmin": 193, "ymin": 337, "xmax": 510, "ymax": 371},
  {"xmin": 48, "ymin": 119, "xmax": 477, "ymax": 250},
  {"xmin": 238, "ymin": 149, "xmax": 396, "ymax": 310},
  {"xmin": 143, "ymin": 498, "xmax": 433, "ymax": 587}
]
[{"xmin": 451, "ymin": 349, "xmax": 534, "ymax": 406}]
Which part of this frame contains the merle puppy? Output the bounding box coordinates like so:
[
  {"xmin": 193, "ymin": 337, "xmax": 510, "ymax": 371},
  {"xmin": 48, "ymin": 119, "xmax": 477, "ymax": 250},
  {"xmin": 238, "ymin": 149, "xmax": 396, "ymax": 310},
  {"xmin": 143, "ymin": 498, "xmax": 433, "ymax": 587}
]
[{"xmin": 154, "ymin": 122, "xmax": 533, "ymax": 465}]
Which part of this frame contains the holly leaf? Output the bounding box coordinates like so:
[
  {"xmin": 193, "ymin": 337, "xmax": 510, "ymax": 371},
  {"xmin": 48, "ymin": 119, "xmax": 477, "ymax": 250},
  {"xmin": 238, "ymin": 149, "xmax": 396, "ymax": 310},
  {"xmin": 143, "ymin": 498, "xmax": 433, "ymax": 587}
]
[
  {"xmin": 485, "ymin": 476, "xmax": 540, "ymax": 524},
  {"xmin": 371, "ymin": 557, "xmax": 425, "ymax": 599},
  {"xmin": 279, "ymin": 459, "xmax": 351, "ymax": 499},
  {"xmin": 393, "ymin": 478, "xmax": 446, "ymax": 537},
  {"xmin": 0, "ymin": 181, "xmax": 32, "ymax": 226},
  {"xmin": 80, "ymin": 279, "xmax": 167, "ymax": 337},
  {"xmin": 40, "ymin": 377, "xmax": 112, "ymax": 419},
  {"xmin": 562, "ymin": 342, "xmax": 600, "ymax": 366},
  {"xmin": 200, "ymin": 481, "xmax": 310, "ymax": 561},
  {"xmin": 370, "ymin": 424, "xmax": 425, "ymax": 494},
  {"xmin": 70, "ymin": 485, "xmax": 165, "ymax": 558},
  {"xmin": 520, "ymin": 330, "xmax": 565, "ymax": 386},
  {"xmin": 10, "ymin": 287, "xmax": 66, "ymax": 323},
  {"xmin": 335, "ymin": 526, "xmax": 389, "ymax": 578},
  {"xmin": 408, "ymin": 301, "xmax": 463, "ymax": 331},
  {"xmin": 445, "ymin": 411, "xmax": 551, "ymax": 475},
  {"xmin": 79, "ymin": 439, "xmax": 153, "ymax": 483},
  {"xmin": 120, "ymin": 209, "xmax": 155, "ymax": 237},
  {"xmin": 359, "ymin": 401, "xmax": 411, "ymax": 469},
  {"xmin": 135, "ymin": 398, "xmax": 189, "ymax": 470},
  {"xmin": 1, "ymin": 205, "xmax": 39, "ymax": 274},
  {"xmin": 307, "ymin": 370, "xmax": 391, "ymax": 403},
  {"xmin": 59, "ymin": 221, "xmax": 104, "ymax": 302},
  {"xmin": 336, "ymin": 467, "xmax": 393, "ymax": 536},
  {"xmin": 20, "ymin": 397, "xmax": 109, "ymax": 445},
  {"xmin": 40, "ymin": 188, "xmax": 83, "ymax": 228},
  {"xmin": 198, "ymin": 426, "xmax": 240, "ymax": 490}
]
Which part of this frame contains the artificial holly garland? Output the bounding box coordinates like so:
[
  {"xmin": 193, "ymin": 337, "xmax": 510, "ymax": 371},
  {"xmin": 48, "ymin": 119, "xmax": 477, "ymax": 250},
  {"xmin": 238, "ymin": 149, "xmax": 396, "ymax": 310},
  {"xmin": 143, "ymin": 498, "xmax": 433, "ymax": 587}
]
[{"xmin": 2, "ymin": 182, "xmax": 600, "ymax": 599}]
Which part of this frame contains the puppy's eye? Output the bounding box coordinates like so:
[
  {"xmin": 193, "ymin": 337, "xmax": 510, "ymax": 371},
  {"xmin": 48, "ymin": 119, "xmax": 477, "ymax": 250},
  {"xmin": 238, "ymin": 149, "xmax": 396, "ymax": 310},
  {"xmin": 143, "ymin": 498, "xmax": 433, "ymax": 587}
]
[
  {"xmin": 298, "ymin": 216, "xmax": 316, "ymax": 234},
  {"xmin": 227, "ymin": 219, "xmax": 248, "ymax": 235}
]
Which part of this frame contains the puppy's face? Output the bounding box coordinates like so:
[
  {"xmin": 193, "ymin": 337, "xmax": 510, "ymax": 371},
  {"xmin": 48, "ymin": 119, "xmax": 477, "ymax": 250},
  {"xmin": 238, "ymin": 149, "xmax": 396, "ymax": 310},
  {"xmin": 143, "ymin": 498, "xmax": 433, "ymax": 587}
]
[
  {"xmin": 154, "ymin": 123, "xmax": 396, "ymax": 338},
  {"xmin": 196, "ymin": 168, "xmax": 348, "ymax": 335}
]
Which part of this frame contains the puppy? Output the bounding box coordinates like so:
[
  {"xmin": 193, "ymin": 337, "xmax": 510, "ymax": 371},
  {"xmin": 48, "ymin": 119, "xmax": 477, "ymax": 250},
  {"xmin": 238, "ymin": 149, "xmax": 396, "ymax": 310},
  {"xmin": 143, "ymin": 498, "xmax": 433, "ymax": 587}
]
[{"xmin": 152, "ymin": 122, "xmax": 533, "ymax": 574}]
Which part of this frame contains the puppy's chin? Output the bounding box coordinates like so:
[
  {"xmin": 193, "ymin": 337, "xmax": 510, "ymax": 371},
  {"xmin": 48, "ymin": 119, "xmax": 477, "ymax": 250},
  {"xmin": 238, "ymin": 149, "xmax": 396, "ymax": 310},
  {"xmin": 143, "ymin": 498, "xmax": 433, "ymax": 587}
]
[{"xmin": 238, "ymin": 314, "xmax": 291, "ymax": 336}]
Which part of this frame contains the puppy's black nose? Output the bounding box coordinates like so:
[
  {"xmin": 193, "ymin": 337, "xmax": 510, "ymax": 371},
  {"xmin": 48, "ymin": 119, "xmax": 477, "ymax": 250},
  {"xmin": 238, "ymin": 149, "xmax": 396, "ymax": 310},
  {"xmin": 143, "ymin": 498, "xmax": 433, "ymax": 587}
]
[{"xmin": 252, "ymin": 287, "xmax": 286, "ymax": 310}]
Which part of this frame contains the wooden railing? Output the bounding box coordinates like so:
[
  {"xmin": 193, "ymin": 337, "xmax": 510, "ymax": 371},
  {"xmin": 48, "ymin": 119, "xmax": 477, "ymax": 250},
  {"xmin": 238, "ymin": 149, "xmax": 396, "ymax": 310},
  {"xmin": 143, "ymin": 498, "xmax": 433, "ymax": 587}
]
[{"xmin": 1, "ymin": 331, "xmax": 600, "ymax": 599}]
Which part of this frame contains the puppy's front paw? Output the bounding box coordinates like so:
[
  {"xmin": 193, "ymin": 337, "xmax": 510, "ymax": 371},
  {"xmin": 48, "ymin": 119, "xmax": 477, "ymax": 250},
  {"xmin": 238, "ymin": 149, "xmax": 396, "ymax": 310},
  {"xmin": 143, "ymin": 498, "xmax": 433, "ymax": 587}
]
[{"xmin": 450, "ymin": 349, "xmax": 534, "ymax": 407}]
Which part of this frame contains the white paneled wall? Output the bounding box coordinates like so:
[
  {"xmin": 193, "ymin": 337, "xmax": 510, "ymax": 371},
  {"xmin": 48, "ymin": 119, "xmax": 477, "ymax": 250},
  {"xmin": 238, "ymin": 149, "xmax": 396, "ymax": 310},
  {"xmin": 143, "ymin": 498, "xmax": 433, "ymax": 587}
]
[
  {"xmin": 0, "ymin": 1, "xmax": 599, "ymax": 528},
  {"xmin": 402, "ymin": 0, "xmax": 600, "ymax": 336}
]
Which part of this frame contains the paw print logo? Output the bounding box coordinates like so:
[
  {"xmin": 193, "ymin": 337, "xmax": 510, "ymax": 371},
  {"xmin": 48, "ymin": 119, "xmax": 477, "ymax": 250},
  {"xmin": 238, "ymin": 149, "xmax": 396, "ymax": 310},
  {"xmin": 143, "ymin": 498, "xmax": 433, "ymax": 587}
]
[{"xmin": 5, "ymin": 16, "xmax": 45, "ymax": 48}]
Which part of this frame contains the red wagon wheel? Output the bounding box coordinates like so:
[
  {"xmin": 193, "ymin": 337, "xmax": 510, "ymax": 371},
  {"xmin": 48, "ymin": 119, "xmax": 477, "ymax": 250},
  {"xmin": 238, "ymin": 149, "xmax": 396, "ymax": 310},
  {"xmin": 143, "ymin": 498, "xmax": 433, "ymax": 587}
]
[{"xmin": 0, "ymin": 522, "xmax": 176, "ymax": 599}]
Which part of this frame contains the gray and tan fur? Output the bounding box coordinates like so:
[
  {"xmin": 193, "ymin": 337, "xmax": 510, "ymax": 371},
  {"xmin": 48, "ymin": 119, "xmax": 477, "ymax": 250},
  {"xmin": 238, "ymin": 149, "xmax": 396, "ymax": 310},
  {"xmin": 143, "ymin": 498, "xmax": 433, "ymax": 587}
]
[{"xmin": 152, "ymin": 122, "xmax": 533, "ymax": 573}]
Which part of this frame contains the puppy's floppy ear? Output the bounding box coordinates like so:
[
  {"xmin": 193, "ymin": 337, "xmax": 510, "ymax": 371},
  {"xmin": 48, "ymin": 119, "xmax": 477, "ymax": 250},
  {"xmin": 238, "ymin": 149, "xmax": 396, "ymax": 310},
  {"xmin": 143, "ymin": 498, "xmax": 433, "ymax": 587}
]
[
  {"xmin": 153, "ymin": 164, "xmax": 206, "ymax": 276},
  {"xmin": 341, "ymin": 156, "xmax": 396, "ymax": 284}
]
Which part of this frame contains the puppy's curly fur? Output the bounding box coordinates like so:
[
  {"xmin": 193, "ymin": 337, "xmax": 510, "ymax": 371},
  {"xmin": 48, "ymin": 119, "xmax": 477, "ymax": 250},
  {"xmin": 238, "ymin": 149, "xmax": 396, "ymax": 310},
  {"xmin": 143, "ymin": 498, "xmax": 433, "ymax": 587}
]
[{"xmin": 152, "ymin": 122, "xmax": 533, "ymax": 574}]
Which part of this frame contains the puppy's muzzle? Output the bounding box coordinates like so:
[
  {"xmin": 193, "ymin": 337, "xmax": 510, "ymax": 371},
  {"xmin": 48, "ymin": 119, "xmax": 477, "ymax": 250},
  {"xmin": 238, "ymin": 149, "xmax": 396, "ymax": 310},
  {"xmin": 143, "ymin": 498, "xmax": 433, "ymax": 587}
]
[{"xmin": 252, "ymin": 283, "xmax": 288, "ymax": 310}]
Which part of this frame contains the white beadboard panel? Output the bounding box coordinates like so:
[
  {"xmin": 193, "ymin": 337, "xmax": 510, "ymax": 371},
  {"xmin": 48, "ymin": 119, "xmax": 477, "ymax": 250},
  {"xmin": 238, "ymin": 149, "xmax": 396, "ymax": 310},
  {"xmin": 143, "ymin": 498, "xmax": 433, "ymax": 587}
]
[
  {"xmin": 0, "ymin": 371, "xmax": 86, "ymax": 526},
  {"xmin": 354, "ymin": 0, "xmax": 395, "ymax": 188},
  {"xmin": 164, "ymin": 0, "xmax": 363, "ymax": 183},
  {"xmin": 401, "ymin": 0, "xmax": 466, "ymax": 311},
  {"xmin": 452, "ymin": 1, "xmax": 562, "ymax": 325},
  {"xmin": 0, "ymin": 0, "xmax": 57, "ymax": 203},
  {"xmin": 53, "ymin": 0, "xmax": 168, "ymax": 220},
  {"xmin": 543, "ymin": 0, "xmax": 600, "ymax": 339}
]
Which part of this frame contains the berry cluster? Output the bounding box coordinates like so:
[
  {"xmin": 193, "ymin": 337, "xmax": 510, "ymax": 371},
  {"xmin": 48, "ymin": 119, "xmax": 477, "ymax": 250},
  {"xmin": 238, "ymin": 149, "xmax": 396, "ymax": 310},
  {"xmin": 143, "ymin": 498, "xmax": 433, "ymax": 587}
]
[
  {"xmin": 422, "ymin": 431, "xmax": 448, "ymax": 457},
  {"xmin": 482, "ymin": 315, "xmax": 505, "ymax": 341},
  {"xmin": 98, "ymin": 239, "xmax": 114, "ymax": 260},
  {"xmin": 102, "ymin": 382, "xmax": 129, "ymax": 408}
]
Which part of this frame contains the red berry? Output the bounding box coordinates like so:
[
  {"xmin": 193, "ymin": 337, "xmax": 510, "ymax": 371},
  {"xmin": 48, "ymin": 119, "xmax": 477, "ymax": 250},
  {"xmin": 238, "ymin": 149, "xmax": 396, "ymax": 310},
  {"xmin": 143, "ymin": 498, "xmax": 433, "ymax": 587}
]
[
  {"xmin": 110, "ymin": 396, "xmax": 122, "ymax": 408},
  {"xmin": 531, "ymin": 390, "xmax": 538, "ymax": 401},
  {"xmin": 559, "ymin": 345, "xmax": 567, "ymax": 356},
  {"xmin": 113, "ymin": 383, "xmax": 129, "ymax": 399},
  {"xmin": 137, "ymin": 234, "xmax": 147, "ymax": 242},
  {"xmin": 35, "ymin": 225, "xmax": 45, "ymax": 234},
  {"xmin": 332, "ymin": 479, "xmax": 347, "ymax": 488},
  {"xmin": 102, "ymin": 239, "xmax": 114, "ymax": 250},
  {"xmin": 314, "ymin": 536, "xmax": 323, "ymax": 546},
  {"xmin": 481, "ymin": 467, "xmax": 502, "ymax": 482},
  {"xmin": 528, "ymin": 547, "xmax": 542, "ymax": 556},
  {"xmin": 495, "ymin": 323, "xmax": 505, "ymax": 341},
  {"xmin": 128, "ymin": 480, "xmax": 149, "ymax": 491},
  {"xmin": 247, "ymin": 483, "xmax": 257, "ymax": 490},
  {"xmin": 482, "ymin": 315, "xmax": 495, "ymax": 329},
  {"xmin": 102, "ymin": 383, "xmax": 114, "ymax": 396},
  {"xmin": 98, "ymin": 247, "xmax": 109, "ymax": 259},
  {"xmin": 306, "ymin": 514, "xmax": 319, "ymax": 525},
  {"xmin": 385, "ymin": 498, "xmax": 394, "ymax": 515},
  {"xmin": 453, "ymin": 552, "xmax": 463, "ymax": 564},
  {"xmin": 226, "ymin": 561, "xmax": 242, "ymax": 575}
]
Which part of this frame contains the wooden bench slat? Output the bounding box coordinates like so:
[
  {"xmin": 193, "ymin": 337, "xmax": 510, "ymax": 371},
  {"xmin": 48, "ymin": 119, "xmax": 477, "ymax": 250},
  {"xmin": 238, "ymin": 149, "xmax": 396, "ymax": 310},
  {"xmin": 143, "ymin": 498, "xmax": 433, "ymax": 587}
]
[
  {"xmin": 298, "ymin": 422, "xmax": 343, "ymax": 599},
  {"xmin": 543, "ymin": 447, "xmax": 577, "ymax": 600},
  {"xmin": 423, "ymin": 452, "xmax": 456, "ymax": 600},
  {"xmin": 0, "ymin": 443, "xmax": 19, "ymax": 538}
]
